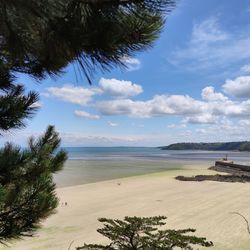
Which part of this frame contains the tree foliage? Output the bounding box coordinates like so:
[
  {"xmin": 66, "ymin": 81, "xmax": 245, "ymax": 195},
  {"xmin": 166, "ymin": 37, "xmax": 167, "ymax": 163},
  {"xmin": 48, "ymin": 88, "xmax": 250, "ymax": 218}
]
[
  {"xmin": 0, "ymin": 0, "xmax": 175, "ymax": 79},
  {"xmin": 0, "ymin": 83, "xmax": 38, "ymax": 133},
  {"xmin": 0, "ymin": 126, "xmax": 67, "ymax": 243},
  {"xmin": 77, "ymin": 216, "xmax": 213, "ymax": 250}
]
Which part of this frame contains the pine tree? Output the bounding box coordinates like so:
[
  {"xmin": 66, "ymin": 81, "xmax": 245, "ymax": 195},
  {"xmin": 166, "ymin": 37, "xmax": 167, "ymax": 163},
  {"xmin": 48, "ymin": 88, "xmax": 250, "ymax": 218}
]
[
  {"xmin": 77, "ymin": 216, "xmax": 213, "ymax": 250},
  {"xmin": 0, "ymin": 126, "xmax": 67, "ymax": 243},
  {"xmin": 0, "ymin": 0, "xmax": 175, "ymax": 79}
]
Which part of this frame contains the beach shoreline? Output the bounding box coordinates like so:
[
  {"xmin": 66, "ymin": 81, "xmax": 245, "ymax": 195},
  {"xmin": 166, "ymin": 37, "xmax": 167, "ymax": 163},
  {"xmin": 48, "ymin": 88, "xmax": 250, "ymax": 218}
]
[{"xmin": 2, "ymin": 164, "xmax": 250, "ymax": 250}]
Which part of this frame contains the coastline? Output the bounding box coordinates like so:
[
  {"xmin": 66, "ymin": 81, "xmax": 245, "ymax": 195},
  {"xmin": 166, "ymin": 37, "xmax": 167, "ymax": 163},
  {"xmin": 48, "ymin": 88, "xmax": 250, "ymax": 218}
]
[{"xmin": 4, "ymin": 164, "xmax": 250, "ymax": 250}]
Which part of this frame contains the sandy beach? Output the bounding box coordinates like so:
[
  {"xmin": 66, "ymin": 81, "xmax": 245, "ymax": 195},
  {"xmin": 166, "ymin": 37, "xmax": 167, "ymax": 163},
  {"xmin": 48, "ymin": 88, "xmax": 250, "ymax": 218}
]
[{"xmin": 3, "ymin": 165, "xmax": 250, "ymax": 250}]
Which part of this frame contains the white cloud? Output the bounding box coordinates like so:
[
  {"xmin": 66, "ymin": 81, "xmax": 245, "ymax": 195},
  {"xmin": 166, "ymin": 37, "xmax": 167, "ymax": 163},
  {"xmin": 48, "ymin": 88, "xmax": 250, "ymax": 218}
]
[
  {"xmin": 214, "ymin": 100, "xmax": 244, "ymax": 116},
  {"xmin": 74, "ymin": 110, "xmax": 100, "ymax": 120},
  {"xmin": 96, "ymin": 85, "xmax": 250, "ymax": 122},
  {"xmin": 170, "ymin": 16, "xmax": 250, "ymax": 71},
  {"xmin": 108, "ymin": 121, "xmax": 119, "ymax": 127},
  {"xmin": 201, "ymin": 86, "xmax": 228, "ymax": 102},
  {"xmin": 97, "ymin": 99, "xmax": 149, "ymax": 117},
  {"xmin": 46, "ymin": 85, "xmax": 101, "ymax": 105},
  {"xmin": 43, "ymin": 77, "xmax": 250, "ymax": 134},
  {"xmin": 121, "ymin": 56, "xmax": 141, "ymax": 71},
  {"xmin": 194, "ymin": 118, "xmax": 250, "ymax": 141},
  {"xmin": 191, "ymin": 17, "xmax": 229, "ymax": 43},
  {"xmin": 241, "ymin": 64, "xmax": 250, "ymax": 73},
  {"xmin": 99, "ymin": 78, "xmax": 143, "ymax": 98},
  {"xmin": 97, "ymin": 95, "xmax": 206, "ymax": 118},
  {"xmin": 184, "ymin": 114, "xmax": 218, "ymax": 124},
  {"xmin": 222, "ymin": 76, "xmax": 250, "ymax": 98},
  {"xmin": 149, "ymin": 95, "xmax": 206, "ymax": 116}
]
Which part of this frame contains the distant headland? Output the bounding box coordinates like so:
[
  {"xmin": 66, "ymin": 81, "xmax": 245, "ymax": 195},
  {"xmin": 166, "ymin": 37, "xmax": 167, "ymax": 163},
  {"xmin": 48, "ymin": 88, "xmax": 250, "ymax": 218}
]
[{"xmin": 159, "ymin": 141, "xmax": 250, "ymax": 151}]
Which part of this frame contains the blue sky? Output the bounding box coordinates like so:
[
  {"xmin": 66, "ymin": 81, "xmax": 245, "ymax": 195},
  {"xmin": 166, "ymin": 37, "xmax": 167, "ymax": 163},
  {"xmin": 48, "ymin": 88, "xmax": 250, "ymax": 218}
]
[{"xmin": 2, "ymin": 0, "xmax": 250, "ymax": 147}]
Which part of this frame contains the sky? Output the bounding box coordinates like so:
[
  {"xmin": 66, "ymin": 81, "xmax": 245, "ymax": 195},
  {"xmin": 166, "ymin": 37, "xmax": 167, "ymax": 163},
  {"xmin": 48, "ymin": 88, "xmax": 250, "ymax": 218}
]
[{"xmin": 2, "ymin": 0, "xmax": 250, "ymax": 147}]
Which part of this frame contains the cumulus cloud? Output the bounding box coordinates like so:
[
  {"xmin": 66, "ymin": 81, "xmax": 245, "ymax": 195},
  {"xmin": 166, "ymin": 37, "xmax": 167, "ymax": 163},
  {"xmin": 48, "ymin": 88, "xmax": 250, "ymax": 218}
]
[
  {"xmin": 74, "ymin": 110, "xmax": 100, "ymax": 120},
  {"xmin": 184, "ymin": 113, "xmax": 218, "ymax": 124},
  {"xmin": 99, "ymin": 78, "xmax": 143, "ymax": 98},
  {"xmin": 121, "ymin": 56, "xmax": 141, "ymax": 71},
  {"xmin": 195, "ymin": 118, "xmax": 250, "ymax": 141},
  {"xmin": 201, "ymin": 86, "xmax": 228, "ymax": 102},
  {"xmin": 222, "ymin": 76, "xmax": 250, "ymax": 98},
  {"xmin": 97, "ymin": 95, "xmax": 206, "ymax": 118},
  {"xmin": 96, "ymin": 85, "xmax": 250, "ymax": 123},
  {"xmin": 170, "ymin": 16, "xmax": 250, "ymax": 71},
  {"xmin": 97, "ymin": 99, "xmax": 149, "ymax": 117},
  {"xmin": 149, "ymin": 95, "xmax": 206, "ymax": 116},
  {"xmin": 43, "ymin": 77, "xmax": 250, "ymax": 129},
  {"xmin": 46, "ymin": 85, "xmax": 101, "ymax": 105},
  {"xmin": 45, "ymin": 78, "xmax": 142, "ymax": 105},
  {"xmin": 214, "ymin": 99, "xmax": 245, "ymax": 116}
]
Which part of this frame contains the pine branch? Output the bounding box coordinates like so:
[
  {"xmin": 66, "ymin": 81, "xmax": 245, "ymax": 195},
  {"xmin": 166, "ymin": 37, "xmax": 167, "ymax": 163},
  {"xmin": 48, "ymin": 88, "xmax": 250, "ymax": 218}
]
[
  {"xmin": 0, "ymin": 84, "xmax": 39, "ymax": 132},
  {"xmin": 0, "ymin": 126, "xmax": 67, "ymax": 242},
  {"xmin": 0, "ymin": 0, "xmax": 176, "ymax": 83}
]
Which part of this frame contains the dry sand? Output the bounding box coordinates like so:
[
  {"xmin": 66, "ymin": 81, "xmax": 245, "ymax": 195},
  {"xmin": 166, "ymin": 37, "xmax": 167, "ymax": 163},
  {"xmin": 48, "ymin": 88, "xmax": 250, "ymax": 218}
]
[{"xmin": 3, "ymin": 165, "xmax": 250, "ymax": 250}]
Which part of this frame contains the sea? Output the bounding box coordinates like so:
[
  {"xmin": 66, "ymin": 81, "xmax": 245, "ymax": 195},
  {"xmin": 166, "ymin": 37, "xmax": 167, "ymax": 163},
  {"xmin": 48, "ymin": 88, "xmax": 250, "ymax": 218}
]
[{"xmin": 54, "ymin": 147, "xmax": 250, "ymax": 187}]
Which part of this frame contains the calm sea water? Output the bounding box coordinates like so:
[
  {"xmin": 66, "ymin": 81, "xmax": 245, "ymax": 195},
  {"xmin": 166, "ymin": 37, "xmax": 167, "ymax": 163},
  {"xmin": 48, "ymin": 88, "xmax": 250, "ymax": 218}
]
[
  {"xmin": 64, "ymin": 147, "xmax": 250, "ymax": 162},
  {"xmin": 54, "ymin": 147, "xmax": 250, "ymax": 187}
]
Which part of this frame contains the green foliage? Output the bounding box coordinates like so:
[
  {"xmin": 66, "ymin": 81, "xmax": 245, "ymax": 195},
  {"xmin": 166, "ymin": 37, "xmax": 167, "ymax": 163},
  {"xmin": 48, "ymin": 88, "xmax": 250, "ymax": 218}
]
[
  {"xmin": 0, "ymin": 126, "xmax": 67, "ymax": 243},
  {"xmin": 77, "ymin": 216, "xmax": 213, "ymax": 250},
  {"xmin": 0, "ymin": 84, "xmax": 38, "ymax": 132},
  {"xmin": 160, "ymin": 141, "xmax": 250, "ymax": 151},
  {"xmin": 0, "ymin": 0, "xmax": 175, "ymax": 81}
]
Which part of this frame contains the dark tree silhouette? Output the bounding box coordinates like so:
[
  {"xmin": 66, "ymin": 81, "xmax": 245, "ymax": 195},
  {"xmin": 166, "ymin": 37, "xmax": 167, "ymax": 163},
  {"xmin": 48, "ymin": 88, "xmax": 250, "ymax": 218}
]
[{"xmin": 77, "ymin": 216, "xmax": 213, "ymax": 250}]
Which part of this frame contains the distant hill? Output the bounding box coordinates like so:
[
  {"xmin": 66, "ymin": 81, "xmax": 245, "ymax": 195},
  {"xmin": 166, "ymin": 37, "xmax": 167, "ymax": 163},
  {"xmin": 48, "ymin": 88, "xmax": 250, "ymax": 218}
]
[{"xmin": 159, "ymin": 141, "xmax": 250, "ymax": 151}]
